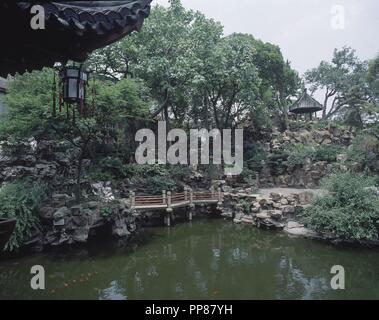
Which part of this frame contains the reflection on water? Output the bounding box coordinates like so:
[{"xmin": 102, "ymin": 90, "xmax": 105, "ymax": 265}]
[{"xmin": 1, "ymin": 219, "xmax": 379, "ymax": 300}]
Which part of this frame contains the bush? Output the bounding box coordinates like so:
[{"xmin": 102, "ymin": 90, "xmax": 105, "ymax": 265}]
[
  {"xmin": 285, "ymin": 144, "xmax": 315, "ymax": 168},
  {"xmin": 301, "ymin": 172, "xmax": 379, "ymax": 241},
  {"xmin": 245, "ymin": 142, "xmax": 267, "ymax": 171},
  {"xmin": 144, "ymin": 175, "xmax": 176, "ymax": 194},
  {"xmin": 239, "ymin": 199, "xmax": 251, "ymax": 214},
  {"xmin": 285, "ymin": 143, "xmax": 343, "ymax": 168},
  {"xmin": 0, "ymin": 180, "xmax": 47, "ymax": 251},
  {"xmin": 0, "ymin": 69, "xmax": 54, "ymax": 140},
  {"xmin": 288, "ymin": 121, "xmax": 310, "ymax": 132},
  {"xmin": 347, "ymin": 133, "xmax": 379, "ymax": 172},
  {"xmin": 314, "ymin": 144, "xmax": 343, "ymax": 162}
]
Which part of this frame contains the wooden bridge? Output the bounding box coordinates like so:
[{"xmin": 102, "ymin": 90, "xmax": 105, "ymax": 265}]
[{"xmin": 130, "ymin": 188, "xmax": 223, "ymax": 226}]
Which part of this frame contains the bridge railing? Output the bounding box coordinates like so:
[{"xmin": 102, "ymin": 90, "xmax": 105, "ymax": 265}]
[{"xmin": 130, "ymin": 187, "xmax": 223, "ymax": 209}]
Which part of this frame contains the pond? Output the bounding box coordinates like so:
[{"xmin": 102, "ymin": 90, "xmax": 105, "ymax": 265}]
[{"xmin": 0, "ymin": 219, "xmax": 378, "ymax": 300}]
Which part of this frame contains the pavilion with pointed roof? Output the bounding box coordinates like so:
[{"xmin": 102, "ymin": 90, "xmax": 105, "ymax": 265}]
[
  {"xmin": 0, "ymin": 1, "xmax": 152, "ymax": 77},
  {"xmin": 289, "ymin": 89, "xmax": 323, "ymax": 120}
]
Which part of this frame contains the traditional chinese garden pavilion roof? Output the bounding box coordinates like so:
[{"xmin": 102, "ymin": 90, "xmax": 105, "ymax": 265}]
[
  {"xmin": 0, "ymin": 1, "xmax": 152, "ymax": 77},
  {"xmin": 289, "ymin": 89, "xmax": 323, "ymax": 114}
]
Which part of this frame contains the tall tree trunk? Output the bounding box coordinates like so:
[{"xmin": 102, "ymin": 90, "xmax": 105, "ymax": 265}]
[{"xmin": 322, "ymin": 94, "xmax": 329, "ymax": 119}]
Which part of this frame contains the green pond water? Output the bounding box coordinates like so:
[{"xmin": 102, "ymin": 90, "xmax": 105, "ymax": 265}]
[{"xmin": 0, "ymin": 219, "xmax": 379, "ymax": 300}]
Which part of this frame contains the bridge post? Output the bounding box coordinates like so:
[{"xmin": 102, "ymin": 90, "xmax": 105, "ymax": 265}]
[
  {"xmin": 162, "ymin": 190, "xmax": 167, "ymax": 205},
  {"xmin": 165, "ymin": 191, "xmax": 173, "ymax": 227},
  {"xmin": 167, "ymin": 191, "xmax": 172, "ymax": 208},
  {"xmin": 188, "ymin": 189, "xmax": 195, "ymax": 221},
  {"xmin": 217, "ymin": 187, "xmax": 223, "ymax": 210},
  {"xmin": 211, "ymin": 186, "xmax": 215, "ymax": 198},
  {"xmin": 130, "ymin": 191, "xmax": 136, "ymax": 209},
  {"xmin": 184, "ymin": 187, "xmax": 188, "ymax": 201},
  {"xmin": 189, "ymin": 189, "xmax": 194, "ymax": 205}
]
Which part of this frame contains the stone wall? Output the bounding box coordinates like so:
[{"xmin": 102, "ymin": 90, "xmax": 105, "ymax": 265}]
[
  {"xmin": 222, "ymin": 189, "xmax": 320, "ymax": 238},
  {"xmin": 256, "ymin": 125, "xmax": 355, "ymax": 188}
]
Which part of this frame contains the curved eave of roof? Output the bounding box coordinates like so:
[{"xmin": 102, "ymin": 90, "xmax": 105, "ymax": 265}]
[
  {"xmin": 0, "ymin": 1, "xmax": 152, "ymax": 77},
  {"xmin": 17, "ymin": 1, "xmax": 152, "ymax": 37},
  {"xmin": 289, "ymin": 92, "xmax": 323, "ymax": 114}
]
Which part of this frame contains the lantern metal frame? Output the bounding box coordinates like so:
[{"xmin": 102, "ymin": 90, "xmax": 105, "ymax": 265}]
[{"xmin": 59, "ymin": 65, "xmax": 89, "ymax": 104}]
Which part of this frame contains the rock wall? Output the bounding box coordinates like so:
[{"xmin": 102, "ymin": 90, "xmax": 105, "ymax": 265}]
[
  {"xmin": 256, "ymin": 125, "xmax": 355, "ymax": 188},
  {"xmin": 25, "ymin": 195, "xmax": 139, "ymax": 251},
  {"xmin": 222, "ymin": 189, "xmax": 319, "ymax": 238},
  {"xmin": 0, "ymin": 139, "xmax": 86, "ymax": 191}
]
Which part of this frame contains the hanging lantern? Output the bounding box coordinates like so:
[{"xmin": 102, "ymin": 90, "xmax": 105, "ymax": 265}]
[{"xmin": 59, "ymin": 65, "xmax": 89, "ymax": 104}]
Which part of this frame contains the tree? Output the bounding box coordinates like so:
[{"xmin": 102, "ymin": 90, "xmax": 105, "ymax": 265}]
[
  {"xmin": 189, "ymin": 33, "xmax": 261, "ymax": 130},
  {"xmin": 191, "ymin": 33, "xmax": 299, "ymax": 131},
  {"xmin": 367, "ymin": 55, "xmax": 379, "ymax": 105},
  {"xmin": 88, "ymin": 0, "xmax": 223, "ymax": 132},
  {"xmin": 305, "ymin": 47, "xmax": 370, "ymax": 120},
  {"xmin": 87, "ymin": 0, "xmax": 300, "ymax": 133},
  {"xmin": 1, "ymin": 68, "xmax": 54, "ymax": 139},
  {"xmin": 1, "ymin": 69, "xmax": 151, "ymax": 201}
]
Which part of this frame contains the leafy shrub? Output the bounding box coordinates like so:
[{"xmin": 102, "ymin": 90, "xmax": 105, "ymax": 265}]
[
  {"xmin": 285, "ymin": 144, "xmax": 315, "ymax": 168},
  {"xmin": 144, "ymin": 175, "xmax": 176, "ymax": 194},
  {"xmin": 123, "ymin": 164, "xmax": 169, "ymax": 178},
  {"xmin": 168, "ymin": 165, "xmax": 192, "ymax": 181},
  {"xmin": 301, "ymin": 172, "xmax": 379, "ymax": 241},
  {"xmin": 245, "ymin": 142, "xmax": 267, "ymax": 171},
  {"xmin": 314, "ymin": 144, "xmax": 343, "ymax": 162},
  {"xmin": 86, "ymin": 170, "xmax": 115, "ymax": 183},
  {"xmin": 0, "ymin": 69, "xmax": 54, "ymax": 140},
  {"xmin": 347, "ymin": 133, "xmax": 379, "ymax": 172},
  {"xmin": 239, "ymin": 199, "xmax": 251, "ymax": 214},
  {"xmin": 288, "ymin": 121, "xmax": 310, "ymax": 132},
  {"xmin": 0, "ymin": 180, "xmax": 47, "ymax": 251},
  {"xmin": 240, "ymin": 167, "xmax": 258, "ymax": 187},
  {"xmin": 285, "ymin": 143, "xmax": 344, "ymax": 167}
]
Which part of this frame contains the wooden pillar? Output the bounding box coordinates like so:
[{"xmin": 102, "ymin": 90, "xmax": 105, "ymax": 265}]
[
  {"xmin": 189, "ymin": 189, "xmax": 194, "ymax": 205},
  {"xmin": 211, "ymin": 186, "xmax": 215, "ymax": 198},
  {"xmin": 189, "ymin": 188, "xmax": 195, "ymax": 221},
  {"xmin": 218, "ymin": 188, "xmax": 222, "ymax": 203},
  {"xmin": 162, "ymin": 190, "xmax": 167, "ymax": 205},
  {"xmin": 165, "ymin": 191, "xmax": 172, "ymax": 227},
  {"xmin": 130, "ymin": 191, "xmax": 136, "ymax": 208},
  {"xmin": 184, "ymin": 188, "xmax": 188, "ymax": 201},
  {"xmin": 167, "ymin": 191, "xmax": 172, "ymax": 208},
  {"xmin": 217, "ymin": 188, "xmax": 223, "ymax": 211}
]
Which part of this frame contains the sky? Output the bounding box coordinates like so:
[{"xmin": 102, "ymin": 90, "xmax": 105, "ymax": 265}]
[{"xmin": 154, "ymin": 0, "xmax": 379, "ymax": 77}]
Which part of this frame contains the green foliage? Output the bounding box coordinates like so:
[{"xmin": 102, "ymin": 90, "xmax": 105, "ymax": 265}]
[
  {"xmin": 124, "ymin": 164, "xmax": 180, "ymax": 194},
  {"xmin": 144, "ymin": 175, "xmax": 176, "ymax": 195},
  {"xmin": 0, "ymin": 180, "xmax": 47, "ymax": 251},
  {"xmin": 124, "ymin": 164, "xmax": 169, "ymax": 178},
  {"xmin": 86, "ymin": 170, "xmax": 115, "ymax": 183},
  {"xmin": 245, "ymin": 142, "xmax": 267, "ymax": 171},
  {"xmin": 87, "ymin": 1, "xmax": 300, "ymax": 130},
  {"xmin": 288, "ymin": 121, "xmax": 310, "ymax": 132},
  {"xmin": 240, "ymin": 167, "xmax": 258, "ymax": 188},
  {"xmin": 285, "ymin": 144, "xmax": 315, "ymax": 168},
  {"xmin": 347, "ymin": 133, "xmax": 379, "ymax": 172},
  {"xmin": 301, "ymin": 173, "xmax": 379, "ymax": 241},
  {"xmin": 285, "ymin": 143, "xmax": 343, "ymax": 168},
  {"xmin": 305, "ymin": 47, "xmax": 374, "ymax": 121},
  {"xmin": 0, "ymin": 69, "xmax": 54, "ymax": 139},
  {"xmin": 314, "ymin": 144, "xmax": 343, "ymax": 162},
  {"xmin": 239, "ymin": 199, "xmax": 251, "ymax": 215}
]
